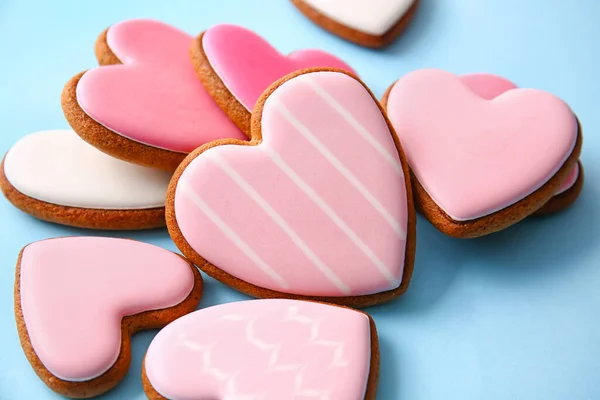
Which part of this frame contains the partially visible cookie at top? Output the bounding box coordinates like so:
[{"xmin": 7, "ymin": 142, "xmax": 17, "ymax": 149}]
[
  {"xmin": 291, "ymin": 0, "xmax": 419, "ymax": 48},
  {"xmin": 0, "ymin": 130, "xmax": 171, "ymax": 230},
  {"xmin": 461, "ymin": 73, "xmax": 584, "ymax": 217},
  {"xmin": 190, "ymin": 23, "xmax": 356, "ymax": 135},
  {"xmin": 167, "ymin": 68, "xmax": 415, "ymax": 308},
  {"xmin": 62, "ymin": 19, "xmax": 246, "ymax": 172},
  {"xmin": 15, "ymin": 237, "xmax": 203, "ymax": 398},
  {"xmin": 381, "ymin": 69, "xmax": 582, "ymax": 238},
  {"xmin": 143, "ymin": 299, "xmax": 379, "ymax": 400}
]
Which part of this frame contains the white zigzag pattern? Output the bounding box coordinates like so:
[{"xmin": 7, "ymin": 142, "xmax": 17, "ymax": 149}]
[
  {"xmin": 179, "ymin": 332, "xmax": 267, "ymax": 400},
  {"xmin": 178, "ymin": 307, "xmax": 348, "ymax": 399},
  {"xmin": 219, "ymin": 306, "xmax": 348, "ymax": 398}
]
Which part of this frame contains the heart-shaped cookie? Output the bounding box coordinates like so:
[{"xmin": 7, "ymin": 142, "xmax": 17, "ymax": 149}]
[
  {"xmin": 0, "ymin": 130, "xmax": 172, "ymax": 230},
  {"xmin": 461, "ymin": 73, "xmax": 584, "ymax": 216},
  {"xmin": 62, "ymin": 19, "xmax": 245, "ymax": 171},
  {"xmin": 191, "ymin": 24, "xmax": 356, "ymax": 134},
  {"xmin": 143, "ymin": 299, "xmax": 378, "ymax": 400},
  {"xmin": 15, "ymin": 237, "xmax": 202, "ymax": 398},
  {"xmin": 291, "ymin": 0, "xmax": 419, "ymax": 48},
  {"xmin": 382, "ymin": 69, "xmax": 581, "ymax": 237},
  {"xmin": 168, "ymin": 69, "xmax": 415, "ymax": 307}
]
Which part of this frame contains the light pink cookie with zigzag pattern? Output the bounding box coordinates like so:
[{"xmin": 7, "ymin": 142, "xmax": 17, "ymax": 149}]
[{"xmin": 143, "ymin": 299, "xmax": 379, "ymax": 399}]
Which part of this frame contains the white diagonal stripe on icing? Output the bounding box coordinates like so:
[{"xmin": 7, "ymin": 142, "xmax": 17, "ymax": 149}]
[
  {"xmin": 303, "ymin": 76, "xmax": 403, "ymax": 177},
  {"xmin": 179, "ymin": 180, "xmax": 289, "ymax": 290},
  {"xmin": 265, "ymin": 147, "xmax": 399, "ymax": 287},
  {"xmin": 210, "ymin": 152, "xmax": 352, "ymax": 295},
  {"xmin": 271, "ymin": 98, "xmax": 406, "ymax": 241}
]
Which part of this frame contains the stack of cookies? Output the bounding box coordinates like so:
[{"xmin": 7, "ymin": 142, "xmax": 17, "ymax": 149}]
[{"xmin": 1, "ymin": 11, "xmax": 583, "ymax": 400}]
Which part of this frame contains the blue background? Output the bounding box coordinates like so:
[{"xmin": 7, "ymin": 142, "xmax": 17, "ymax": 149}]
[{"xmin": 1, "ymin": 0, "xmax": 599, "ymax": 399}]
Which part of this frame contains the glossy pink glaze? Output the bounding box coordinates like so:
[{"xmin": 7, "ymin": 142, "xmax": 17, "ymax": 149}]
[
  {"xmin": 19, "ymin": 237, "xmax": 195, "ymax": 382},
  {"xmin": 461, "ymin": 73, "xmax": 580, "ymax": 195},
  {"xmin": 145, "ymin": 299, "xmax": 372, "ymax": 399},
  {"xmin": 386, "ymin": 69, "xmax": 578, "ymax": 221},
  {"xmin": 174, "ymin": 71, "xmax": 408, "ymax": 297},
  {"xmin": 76, "ymin": 19, "xmax": 245, "ymax": 153},
  {"xmin": 202, "ymin": 24, "xmax": 356, "ymax": 111}
]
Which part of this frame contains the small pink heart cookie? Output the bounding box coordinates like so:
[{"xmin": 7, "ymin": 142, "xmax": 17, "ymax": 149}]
[
  {"xmin": 143, "ymin": 299, "xmax": 379, "ymax": 400},
  {"xmin": 461, "ymin": 73, "xmax": 584, "ymax": 216},
  {"xmin": 191, "ymin": 23, "xmax": 356, "ymax": 134},
  {"xmin": 15, "ymin": 237, "xmax": 203, "ymax": 398},
  {"xmin": 167, "ymin": 69, "xmax": 415, "ymax": 307},
  {"xmin": 62, "ymin": 19, "xmax": 246, "ymax": 171},
  {"xmin": 382, "ymin": 69, "xmax": 581, "ymax": 238}
]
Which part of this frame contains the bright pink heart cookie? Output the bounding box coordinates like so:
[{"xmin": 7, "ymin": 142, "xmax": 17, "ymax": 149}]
[
  {"xmin": 15, "ymin": 237, "xmax": 203, "ymax": 398},
  {"xmin": 62, "ymin": 19, "xmax": 246, "ymax": 171},
  {"xmin": 191, "ymin": 23, "xmax": 357, "ymax": 134},
  {"xmin": 461, "ymin": 73, "xmax": 584, "ymax": 216},
  {"xmin": 382, "ymin": 69, "xmax": 581, "ymax": 238},
  {"xmin": 167, "ymin": 69, "xmax": 415, "ymax": 307},
  {"xmin": 143, "ymin": 299, "xmax": 378, "ymax": 400}
]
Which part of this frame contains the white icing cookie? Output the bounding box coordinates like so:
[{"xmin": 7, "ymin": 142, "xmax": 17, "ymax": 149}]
[
  {"xmin": 3, "ymin": 130, "xmax": 171, "ymax": 209},
  {"xmin": 302, "ymin": 0, "xmax": 416, "ymax": 36}
]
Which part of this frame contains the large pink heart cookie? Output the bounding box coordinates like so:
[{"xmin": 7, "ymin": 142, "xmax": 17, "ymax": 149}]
[
  {"xmin": 191, "ymin": 23, "xmax": 356, "ymax": 134},
  {"xmin": 15, "ymin": 237, "xmax": 203, "ymax": 398},
  {"xmin": 382, "ymin": 69, "xmax": 581, "ymax": 238},
  {"xmin": 461, "ymin": 73, "xmax": 584, "ymax": 216},
  {"xmin": 167, "ymin": 69, "xmax": 415, "ymax": 307},
  {"xmin": 62, "ymin": 19, "xmax": 246, "ymax": 171},
  {"xmin": 143, "ymin": 299, "xmax": 378, "ymax": 400}
]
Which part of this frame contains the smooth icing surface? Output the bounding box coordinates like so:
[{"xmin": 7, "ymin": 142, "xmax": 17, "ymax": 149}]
[
  {"xmin": 461, "ymin": 73, "xmax": 580, "ymax": 195},
  {"xmin": 77, "ymin": 19, "xmax": 245, "ymax": 153},
  {"xmin": 19, "ymin": 237, "xmax": 194, "ymax": 382},
  {"xmin": 461, "ymin": 73, "xmax": 518, "ymax": 100},
  {"xmin": 202, "ymin": 24, "xmax": 356, "ymax": 111},
  {"xmin": 386, "ymin": 69, "xmax": 578, "ymax": 221},
  {"xmin": 145, "ymin": 299, "xmax": 371, "ymax": 399},
  {"xmin": 3, "ymin": 130, "xmax": 171, "ymax": 209},
  {"xmin": 175, "ymin": 71, "xmax": 408, "ymax": 297},
  {"xmin": 302, "ymin": 0, "xmax": 415, "ymax": 36}
]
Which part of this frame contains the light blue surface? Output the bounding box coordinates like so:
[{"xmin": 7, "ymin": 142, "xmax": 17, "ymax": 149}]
[{"xmin": 0, "ymin": 1, "xmax": 599, "ymax": 399}]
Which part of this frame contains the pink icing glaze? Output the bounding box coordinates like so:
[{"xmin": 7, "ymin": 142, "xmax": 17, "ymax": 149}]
[
  {"xmin": 386, "ymin": 69, "xmax": 578, "ymax": 221},
  {"xmin": 461, "ymin": 73, "xmax": 518, "ymax": 100},
  {"xmin": 174, "ymin": 71, "xmax": 408, "ymax": 297},
  {"xmin": 19, "ymin": 237, "xmax": 195, "ymax": 382},
  {"xmin": 76, "ymin": 19, "xmax": 245, "ymax": 153},
  {"xmin": 202, "ymin": 24, "xmax": 356, "ymax": 111},
  {"xmin": 145, "ymin": 299, "xmax": 372, "ymax": 399},
  {"xmin": 461, "ymin": 73, "xmax": 580, "ymax": 195}
]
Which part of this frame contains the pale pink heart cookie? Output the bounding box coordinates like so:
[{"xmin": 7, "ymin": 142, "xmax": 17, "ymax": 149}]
[
  {"xmin": 191, "ymin": 23, "xmax": 357, "ymax": 134},
  {"xmin": 461, "ymin": 73, "xmax": 584, "ymax": 216},
  {"xmin": 382, "ymin": 69, "xmax": 581, "ymax": 238},
  {"xmin": 15, "ymin": 237, "xmax": 203, "ymax": 398},
  {"xmin": 62, "ymin": 19, "xmax": 246, "ymax": 171},
  {"xmin": 167, "ymin": 69, "xmax": 415, "ymax": 308},
  {"xmin": 143, "ymin": 299, "xmax": 379, "ymax": 400}
]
